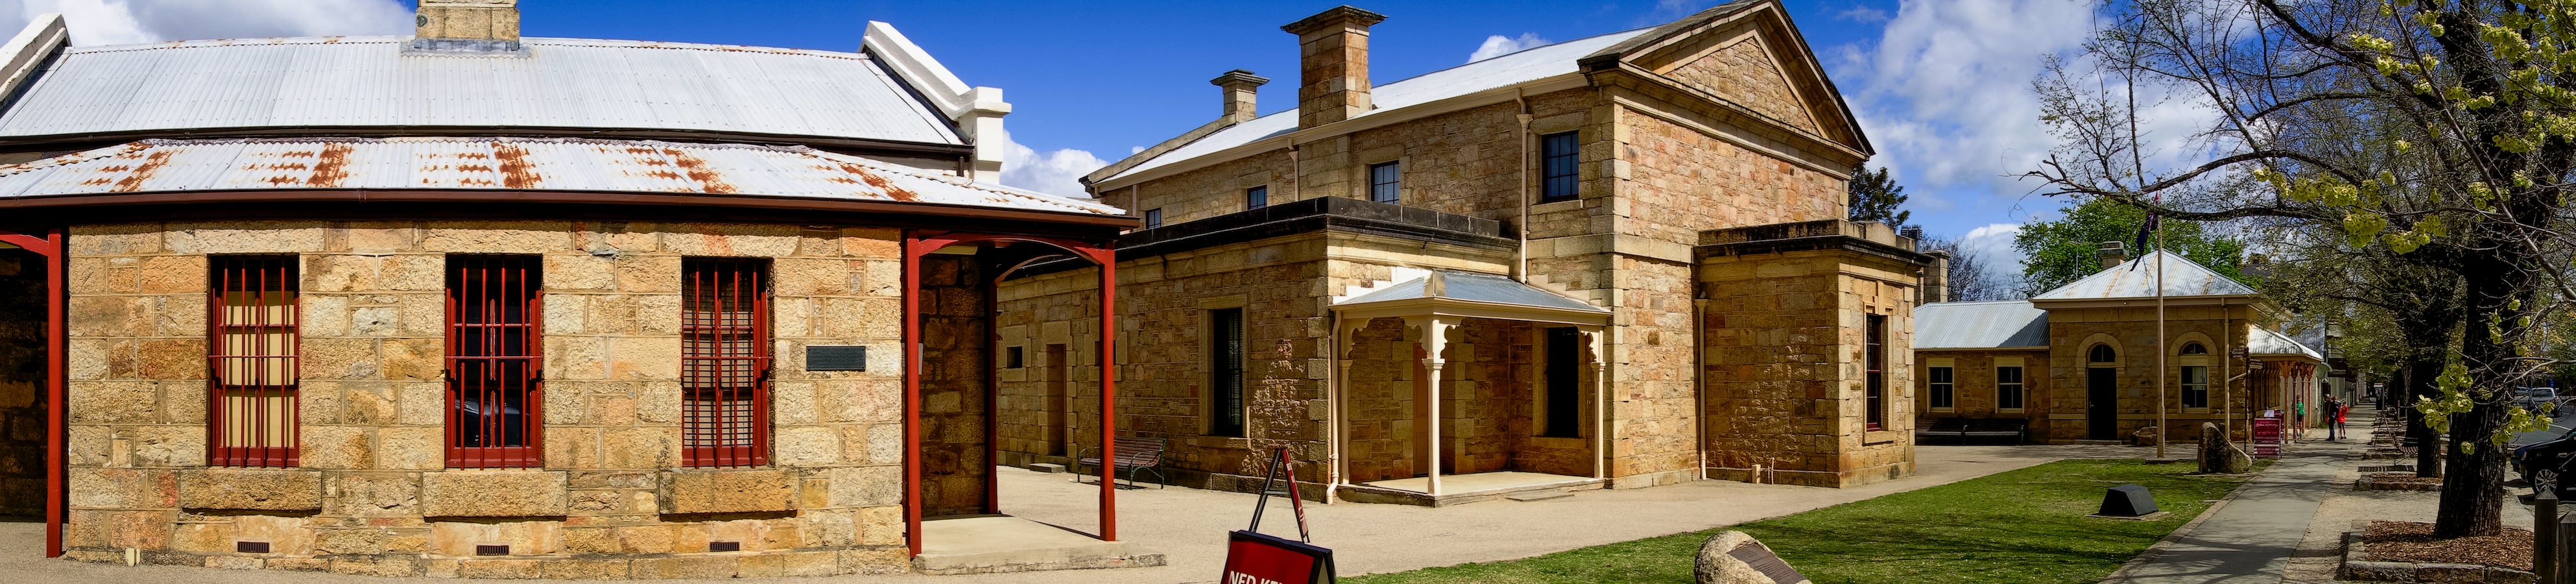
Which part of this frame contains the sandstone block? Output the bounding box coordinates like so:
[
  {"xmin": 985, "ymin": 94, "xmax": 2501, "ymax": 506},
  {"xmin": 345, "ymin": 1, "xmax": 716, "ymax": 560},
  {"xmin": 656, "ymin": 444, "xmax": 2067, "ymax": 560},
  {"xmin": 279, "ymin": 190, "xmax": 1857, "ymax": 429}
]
[
  {"xmin": 455, "ymin": 558, "xmax": 544, "ymax": 579},
  {"xmin": 178, "ymin": 468, "xmax": 322, "ymax": 511},
  {"xmin": 658, "ymin": 468, "xmax": 797, "ymax": 515},
  {"xmin": 420, "ymin": 470, "xmax": 569, "ymax": 517},
  {"xmin": 630, "ymin": 555, "xmax": 739, "ymax": 579}
]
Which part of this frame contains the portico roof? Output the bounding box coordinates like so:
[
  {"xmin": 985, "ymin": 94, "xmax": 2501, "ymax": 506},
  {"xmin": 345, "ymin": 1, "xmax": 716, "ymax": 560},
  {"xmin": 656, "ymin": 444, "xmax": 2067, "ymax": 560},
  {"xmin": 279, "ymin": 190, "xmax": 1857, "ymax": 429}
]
[
  {"xmin": 2248, "ymin": 325, "xmax": 2324, "ymax": 361},
  {"xmin": 1333, "ymin": 270, "xmax": 1610, "ymax": 325}
]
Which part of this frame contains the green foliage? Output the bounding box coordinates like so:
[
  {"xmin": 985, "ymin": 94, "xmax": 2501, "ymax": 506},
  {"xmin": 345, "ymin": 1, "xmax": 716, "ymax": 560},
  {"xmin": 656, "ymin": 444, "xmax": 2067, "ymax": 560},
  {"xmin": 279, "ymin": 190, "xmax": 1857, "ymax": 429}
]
[
  {"xmin": 1344, "ymin": 459, "xmax": 2257, "ymax": 584},
  {"xmin": 2011, "ymin": 197, "xmax": 2250, "ymax": 295},
  {"xmin": 1848, "ymin": 164, "xmax": 1911, "ymax": 230}
]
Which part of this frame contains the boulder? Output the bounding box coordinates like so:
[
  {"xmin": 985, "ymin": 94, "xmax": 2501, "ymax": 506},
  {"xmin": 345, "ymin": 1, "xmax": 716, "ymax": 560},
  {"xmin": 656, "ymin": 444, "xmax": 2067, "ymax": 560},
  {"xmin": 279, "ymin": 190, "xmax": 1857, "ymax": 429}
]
[
  {"xmin": 2199, "ymin": 422, "xmax": 2252, "ymax": 474},
  {"xmin": 1695, "ymin": 530, "xmax": 1810, "ymax": 584},
  {"xmin": 2131, "ymin": 425, "xmax": 2160, "ymax": 446}
]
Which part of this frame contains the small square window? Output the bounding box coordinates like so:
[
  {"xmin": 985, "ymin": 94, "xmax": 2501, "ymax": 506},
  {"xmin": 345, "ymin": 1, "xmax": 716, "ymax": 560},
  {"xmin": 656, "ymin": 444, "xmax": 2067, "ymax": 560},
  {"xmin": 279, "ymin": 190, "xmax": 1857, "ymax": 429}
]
[
  {"xmin": 1368, "ymin": 162, "xmax": 1400, "ymax": 204},
  {"xmin": 1143, "ymin": 208, "xmax": 1162, "ymax": 229},
  {"xmin": 1005, "ymin": 346, "xmax": 1025, "ymax": 369},
  {"xmin": 1246, "ymin": 186, "xmax": 1268, "ymax": 210}
]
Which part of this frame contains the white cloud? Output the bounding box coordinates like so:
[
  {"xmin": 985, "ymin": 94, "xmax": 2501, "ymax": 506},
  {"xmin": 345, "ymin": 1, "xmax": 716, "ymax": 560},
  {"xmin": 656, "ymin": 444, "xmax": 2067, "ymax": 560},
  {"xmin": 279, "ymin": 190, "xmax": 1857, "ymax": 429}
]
[
  {"xmin": 1837, "ymin": 0, "xmax": 2099, "ymax": 215},
  {"xmin": 1836, "ymin": 5, "xmax": 1890, "ymax": 23},
  {"xmin": 1954, "ymin": 222, "xmax": 2027, "ymax": 289},
  {"xmin": 1468, "ymin": 32, "xmax": 1550, "ymax": 62},
  {"xmin": 0, "ymin": 0, "xmax": 409, "ymax": 46},
  {"xmin": 998, "ymin": 130, "xmax": 1110, "ymax": 200}
]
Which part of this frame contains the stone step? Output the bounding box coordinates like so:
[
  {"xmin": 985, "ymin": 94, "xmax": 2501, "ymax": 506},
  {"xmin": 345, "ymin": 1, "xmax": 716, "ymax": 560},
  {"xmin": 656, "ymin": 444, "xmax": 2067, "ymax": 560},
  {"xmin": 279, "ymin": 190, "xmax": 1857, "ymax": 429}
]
[{"xmin": 1505, "ymin": 490, "xmax": 1572, "ymax": 502}]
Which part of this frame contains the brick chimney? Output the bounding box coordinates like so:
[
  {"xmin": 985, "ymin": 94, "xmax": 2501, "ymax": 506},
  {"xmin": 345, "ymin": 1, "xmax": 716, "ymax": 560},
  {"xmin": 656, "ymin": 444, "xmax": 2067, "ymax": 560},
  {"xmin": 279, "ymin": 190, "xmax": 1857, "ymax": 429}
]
[
  {"xmin": 413, "ymin": 0, "xmax": 521, "ymax": 53},
  {"xmin": 2097, "ymin": 241, "xmax": 2129, "ymax": 270},
  {"xmin": 1282, "ymin": 6, "xmax": 1386, "ymax": 128},
  {"xmin": 1211, "ymin": 69, "xmax": 1269, "ymax": 124}
]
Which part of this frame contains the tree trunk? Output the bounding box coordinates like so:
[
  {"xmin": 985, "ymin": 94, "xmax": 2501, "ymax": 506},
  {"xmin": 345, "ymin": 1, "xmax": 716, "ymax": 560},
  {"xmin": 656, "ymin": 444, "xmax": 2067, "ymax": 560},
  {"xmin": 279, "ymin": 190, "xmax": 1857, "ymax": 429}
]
[
  {"xmin": 2435, "ymin": 400, "xmax": 2507, "ymax": 537},
  {"xmin": 2434, "ymin": 252, "xmax": 2532, "ymax": 539},
  {"xmin": 2407, "ymin": 360, "xmax": 2443, "ymax": 478}
]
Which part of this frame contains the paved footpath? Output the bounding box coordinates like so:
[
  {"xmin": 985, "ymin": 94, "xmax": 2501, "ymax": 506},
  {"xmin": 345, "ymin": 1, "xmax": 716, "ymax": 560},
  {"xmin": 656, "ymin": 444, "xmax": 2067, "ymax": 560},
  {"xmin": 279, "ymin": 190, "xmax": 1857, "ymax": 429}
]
[
  {"xmin": 0, "ymin": 444, "xmax": 2140, "ymax": 584},
  {"xmin": 2104, "ymin": 409, "xmax": 2378, "ymax": 584}
]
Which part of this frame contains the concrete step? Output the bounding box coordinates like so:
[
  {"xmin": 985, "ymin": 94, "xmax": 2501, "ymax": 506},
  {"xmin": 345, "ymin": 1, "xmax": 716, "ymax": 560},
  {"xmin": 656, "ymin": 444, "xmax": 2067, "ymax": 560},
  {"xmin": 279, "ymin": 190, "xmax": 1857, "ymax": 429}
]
[
  {"xmin": 912, "ymin": 516, "xmax": 1165, "ymax": 575},
  {"xmin": 1505, "ymin": 490, "xmax": 1572, "ymax": 502}
]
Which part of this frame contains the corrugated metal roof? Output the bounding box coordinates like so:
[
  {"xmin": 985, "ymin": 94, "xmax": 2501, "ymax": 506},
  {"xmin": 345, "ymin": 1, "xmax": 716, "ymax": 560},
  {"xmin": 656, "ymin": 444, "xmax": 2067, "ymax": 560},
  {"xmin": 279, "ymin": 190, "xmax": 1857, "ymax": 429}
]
[
  {"xmin": 2031, "ymin": 250, "xmax": 2258, "ymax": 300},
  {"xmin": 1100, "ymin": 27, "xmax": 1655, "ymax": 183},
  {"xmin": 1914, "ymin": 300, "xmax": 2050, "ymax": 349},
  {"xmin": 1337, "ymin": 270, "xmax": 1607, "ymax": 313},
  {"xmin": 0, "ymin": 137, "xmax": 1119, "ymax": 215},
  {"xmin": 2248, "ymin": 326, "xmax": 2322, "ymax": 360},
  {"xmin": 0, "ymin": 36, "xmax": 961, "ymax": 145}
]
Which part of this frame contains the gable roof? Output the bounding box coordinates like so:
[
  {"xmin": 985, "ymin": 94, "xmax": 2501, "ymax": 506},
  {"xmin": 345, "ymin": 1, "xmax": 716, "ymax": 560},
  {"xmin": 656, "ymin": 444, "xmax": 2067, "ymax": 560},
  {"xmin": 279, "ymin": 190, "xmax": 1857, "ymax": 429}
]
[
  {"xmin": 0, "ymin": 136, "xmax": 1120, "ymax": 218},
  {"xmin": 1093, "ymin": 27, "xmax": 1654, "ymax": 184},
  {"xmin": 2031, "ymin": 250, "xmax": 2258, "ymax": 300},
  {"xmin": 2248, "ymin": 326, "xmax": 2324, "ymax": 361},
  {"xmin": 1577, "ymin": 0, "xmax": 1866, "ymax": 152},
  {"xmin": 0, "ymin": 35, "xmax": 964, "ymax": 148},
  {"xmin": 1337, "ymin": 270, "xmax": 1607, "ymax": 314},
  {"xmin": 1914, "ymin": 300, "xmax": 2050, "ymax": 349}
]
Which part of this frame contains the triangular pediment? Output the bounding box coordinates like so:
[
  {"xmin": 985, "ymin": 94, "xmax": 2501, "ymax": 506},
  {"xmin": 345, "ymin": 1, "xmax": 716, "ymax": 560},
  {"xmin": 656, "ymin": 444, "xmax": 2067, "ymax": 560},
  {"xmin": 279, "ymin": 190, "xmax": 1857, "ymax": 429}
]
[{"xmin": 1584, "ymin": 0, "xmax": 1868, "ymax": 154}]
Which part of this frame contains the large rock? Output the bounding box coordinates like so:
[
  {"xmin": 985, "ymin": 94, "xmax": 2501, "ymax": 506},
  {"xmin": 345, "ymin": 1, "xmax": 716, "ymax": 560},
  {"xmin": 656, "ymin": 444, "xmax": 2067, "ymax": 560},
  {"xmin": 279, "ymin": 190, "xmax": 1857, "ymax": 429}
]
[
  {"xmin": 1695, "ymin": 530, "xmax": 1810, "ymax": 584},
  {"xmin": 2200, "ymin": 422, "xmax": 2252, "ymax": 474}
]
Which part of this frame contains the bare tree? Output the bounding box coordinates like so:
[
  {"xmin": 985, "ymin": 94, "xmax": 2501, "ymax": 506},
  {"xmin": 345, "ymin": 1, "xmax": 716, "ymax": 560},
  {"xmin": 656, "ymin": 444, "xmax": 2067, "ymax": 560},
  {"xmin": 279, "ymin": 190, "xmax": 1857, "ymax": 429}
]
[
  {"xmin": 1920, "ymin": 236, "xmax": 2016, "ymax": 301},
  {"xmin": 2030, "ymin": 0, "xmax": 2573, "ymax": 537}
]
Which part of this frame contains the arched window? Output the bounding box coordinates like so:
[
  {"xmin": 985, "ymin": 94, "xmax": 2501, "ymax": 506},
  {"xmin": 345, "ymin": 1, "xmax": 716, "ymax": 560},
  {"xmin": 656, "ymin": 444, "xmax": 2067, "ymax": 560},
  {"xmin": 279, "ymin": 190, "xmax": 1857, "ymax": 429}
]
[
  {"xmin": 2089, "ymin": 345, "xmax": 2117, "ymax": 363},
  {"xmin": 2180, "ymin": 342, "xmax": 2208, "ymax": 355}
]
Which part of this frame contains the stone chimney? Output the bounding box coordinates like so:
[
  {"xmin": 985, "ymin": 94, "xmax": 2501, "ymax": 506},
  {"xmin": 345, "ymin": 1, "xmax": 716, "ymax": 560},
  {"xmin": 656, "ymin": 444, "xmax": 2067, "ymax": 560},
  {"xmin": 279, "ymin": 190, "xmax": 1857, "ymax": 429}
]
[
  {"xmin": 413, "ymin": 0, "xmax": 521, "ymax": 52},
  {"xmin": 1211, "ymin": 69, "xmax": 1270, "ymax": 124},
  {"xmin": 1282, "ymin": 6, "xmax": 1386, "ymax": 128},
  {"xmin": 1920, "ymin": 250, "xmax": 1951, "ymax": 304},
  {"xmin": 2098, "ymin": 241, "xmax": 2129, "ymax": 270}
]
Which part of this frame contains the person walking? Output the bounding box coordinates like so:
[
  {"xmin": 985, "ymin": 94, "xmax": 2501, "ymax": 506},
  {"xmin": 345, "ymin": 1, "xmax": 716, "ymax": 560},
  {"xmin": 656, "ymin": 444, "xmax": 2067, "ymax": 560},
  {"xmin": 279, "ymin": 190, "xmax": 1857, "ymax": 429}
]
[{"xmin": 2324, "ymin": 394, "xmax": 2346, "ymax": 440}]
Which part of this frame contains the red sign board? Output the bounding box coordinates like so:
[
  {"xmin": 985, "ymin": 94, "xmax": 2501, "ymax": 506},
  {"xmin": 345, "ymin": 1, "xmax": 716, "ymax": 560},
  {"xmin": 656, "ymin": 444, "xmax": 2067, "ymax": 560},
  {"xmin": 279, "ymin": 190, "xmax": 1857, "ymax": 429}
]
[{"xmin": 1222, "ymin": 530, "xmax": 1335, "ymax": 584}]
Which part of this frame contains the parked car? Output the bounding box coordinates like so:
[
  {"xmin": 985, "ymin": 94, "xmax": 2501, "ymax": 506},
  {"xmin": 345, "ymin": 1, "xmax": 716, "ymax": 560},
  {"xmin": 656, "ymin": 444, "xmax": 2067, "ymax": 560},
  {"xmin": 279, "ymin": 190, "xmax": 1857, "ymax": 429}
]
[
  {"xmin": 2514, "ymin": 426, "xmax": 2576, "ymax": 497},
  {"xmin": 2518, "ymin": 387, "xmax": 2563, "ymax": 415}
]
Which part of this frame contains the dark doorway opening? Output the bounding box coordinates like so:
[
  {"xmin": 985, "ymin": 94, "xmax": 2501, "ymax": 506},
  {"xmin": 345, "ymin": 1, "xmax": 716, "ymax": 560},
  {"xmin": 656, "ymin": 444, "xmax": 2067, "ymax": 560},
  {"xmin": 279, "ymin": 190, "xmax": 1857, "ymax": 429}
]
[{"xmin": 2088, "ymin": 367, "xmax": 2118, "ymax": 440}]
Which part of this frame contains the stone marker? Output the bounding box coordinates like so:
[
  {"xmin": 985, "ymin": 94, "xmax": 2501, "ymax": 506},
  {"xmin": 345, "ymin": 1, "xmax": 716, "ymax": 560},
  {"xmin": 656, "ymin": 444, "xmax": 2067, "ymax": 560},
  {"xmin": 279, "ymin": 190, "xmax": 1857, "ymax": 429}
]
[
  {"xmin": 2199, "ymin": 422, "xmax": 2252, "ymax": 474},
  {"xmin": 1695, "ymin": 530, "xmax": 1810, "ymax": 584}
]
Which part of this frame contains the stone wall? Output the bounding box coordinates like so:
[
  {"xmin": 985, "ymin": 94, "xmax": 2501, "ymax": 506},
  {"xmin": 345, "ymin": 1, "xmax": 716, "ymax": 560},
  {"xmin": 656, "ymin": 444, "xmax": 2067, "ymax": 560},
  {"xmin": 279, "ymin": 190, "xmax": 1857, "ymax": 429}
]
[
  {"xmin": 2039, "ymin": 303, "xmax": 2267, "ymax": 444},
  {"xmin": 916, "ymin": 254, "xmax": 988, "ymax": 517},
  {"xmin": 1914, "ymin": 350, "xmax": 2053, "ymax": 439},
  {"xmin": 1697, "ymin": 230, "xmax": 1920, "ymax": 488},
  {"xmin": 0, "ymin": 252, "xmax": 44, "ymax": 518},
  {"xmin": 62, "ymin": 220, "xmax": 911, "ymax": 578}
]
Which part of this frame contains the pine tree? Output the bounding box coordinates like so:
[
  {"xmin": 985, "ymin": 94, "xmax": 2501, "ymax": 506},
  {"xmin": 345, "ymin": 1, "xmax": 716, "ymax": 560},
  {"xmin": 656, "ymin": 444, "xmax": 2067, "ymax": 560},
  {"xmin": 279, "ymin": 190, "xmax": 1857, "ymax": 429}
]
[{"xmin": 1847, "ymin": 164, "xmax": 1910, "ymax": 230}]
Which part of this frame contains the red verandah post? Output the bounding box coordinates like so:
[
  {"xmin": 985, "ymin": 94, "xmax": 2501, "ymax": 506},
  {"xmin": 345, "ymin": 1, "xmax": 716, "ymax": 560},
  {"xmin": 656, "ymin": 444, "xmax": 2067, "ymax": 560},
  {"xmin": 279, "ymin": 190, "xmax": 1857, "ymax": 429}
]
[
  {"xmin": 39, "ymin": 228, "xmax": 62, "ymax": 557},
  {"xmin": 1093, "ymin": 249, "xmax": 1117, "ymax": 542}
]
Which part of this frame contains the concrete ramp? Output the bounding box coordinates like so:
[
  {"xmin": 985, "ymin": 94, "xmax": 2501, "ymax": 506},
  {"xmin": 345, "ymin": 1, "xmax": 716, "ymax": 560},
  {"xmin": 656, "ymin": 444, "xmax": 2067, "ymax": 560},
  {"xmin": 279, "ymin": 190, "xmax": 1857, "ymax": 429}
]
[{"xmin": 912, "ymin": 516, "xmax": 1165, "ymax": 575}]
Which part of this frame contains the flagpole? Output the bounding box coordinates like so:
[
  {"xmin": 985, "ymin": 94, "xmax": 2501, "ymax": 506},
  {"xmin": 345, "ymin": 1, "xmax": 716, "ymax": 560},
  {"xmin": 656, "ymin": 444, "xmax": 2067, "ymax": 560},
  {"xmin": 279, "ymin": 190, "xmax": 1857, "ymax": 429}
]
[{"xmin": 2156, "ymin": 224, "xmax": 2167, "ymax": 459}]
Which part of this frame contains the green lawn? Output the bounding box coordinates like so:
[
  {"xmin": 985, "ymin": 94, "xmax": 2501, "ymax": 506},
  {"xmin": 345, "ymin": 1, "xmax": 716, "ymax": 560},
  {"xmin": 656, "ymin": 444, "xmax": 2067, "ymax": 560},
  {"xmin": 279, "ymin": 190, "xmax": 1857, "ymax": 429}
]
[{"xmin": 1344, "ymin": 459, "xmax": 2261, "ymax": 584}]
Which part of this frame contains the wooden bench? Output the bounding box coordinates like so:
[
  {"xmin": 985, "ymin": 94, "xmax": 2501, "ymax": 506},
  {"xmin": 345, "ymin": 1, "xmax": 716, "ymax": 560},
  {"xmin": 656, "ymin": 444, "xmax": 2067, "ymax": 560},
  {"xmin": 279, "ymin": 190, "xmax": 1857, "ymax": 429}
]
[
  {"xmin": 1914, "ymin": 417, "xmax": 1972, "ymax": 444},
  {"xmin": 1915, "ymin": 417, "xmax": 2028, "ymax": 444},
  {"xmin": 1077, "ymin": 436, "xmax": 1168, "ymax": 489}
]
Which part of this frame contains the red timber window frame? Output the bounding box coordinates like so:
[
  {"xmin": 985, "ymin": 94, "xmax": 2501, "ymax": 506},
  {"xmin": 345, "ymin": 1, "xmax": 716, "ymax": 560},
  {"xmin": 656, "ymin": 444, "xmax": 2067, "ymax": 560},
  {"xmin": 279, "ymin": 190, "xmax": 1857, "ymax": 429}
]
[
  {"xmin": 208, "ymin": 256, "xmax": 300, "ymax": 467},
  {"xmin": 682, "ymin": 258, "xmax": 772, "ymax": 467},
  {"xmin": 445, "ymin": 255, "xmax": 543, "ymax": 468}
]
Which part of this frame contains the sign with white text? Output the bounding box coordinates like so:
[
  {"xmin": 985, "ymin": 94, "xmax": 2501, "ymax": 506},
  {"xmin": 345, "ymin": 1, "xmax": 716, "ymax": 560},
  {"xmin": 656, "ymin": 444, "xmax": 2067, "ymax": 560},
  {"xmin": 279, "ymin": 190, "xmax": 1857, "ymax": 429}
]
[{"xmin": 1221, "ymin": 530, "xmax": 1334, "ymax": 584}]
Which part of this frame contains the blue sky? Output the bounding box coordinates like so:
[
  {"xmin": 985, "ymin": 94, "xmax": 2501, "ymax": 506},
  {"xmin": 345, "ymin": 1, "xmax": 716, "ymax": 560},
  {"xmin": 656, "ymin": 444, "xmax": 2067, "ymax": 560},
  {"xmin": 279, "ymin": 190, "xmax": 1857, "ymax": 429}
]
[{"xmin": 3, "ymin": 0, "xmax": 2129, "ymax": 284}]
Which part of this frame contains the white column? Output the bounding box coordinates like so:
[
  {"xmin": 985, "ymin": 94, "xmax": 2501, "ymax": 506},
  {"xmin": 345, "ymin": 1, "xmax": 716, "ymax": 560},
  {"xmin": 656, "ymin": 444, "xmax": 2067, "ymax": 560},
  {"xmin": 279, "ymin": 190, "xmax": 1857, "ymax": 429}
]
[
  {"xmin": 1416, "ymin": 316, "xmax": 1450, "ymax": 496},
  {"xmin": 1585, "ymin": 325, "xmax": 1608, "ymax": 480}
]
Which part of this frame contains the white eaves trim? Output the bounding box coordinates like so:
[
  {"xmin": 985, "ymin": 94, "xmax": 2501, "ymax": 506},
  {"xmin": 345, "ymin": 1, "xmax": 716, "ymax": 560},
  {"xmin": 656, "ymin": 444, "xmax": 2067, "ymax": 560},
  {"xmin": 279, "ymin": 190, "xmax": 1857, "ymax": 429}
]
[
  {"xmin": 861, "ymin": 21, "xmax": 1012, "ymax": 182},
  {"xmin": 0, "ymin": 14, "xmax": 65, "ymax": 103}
]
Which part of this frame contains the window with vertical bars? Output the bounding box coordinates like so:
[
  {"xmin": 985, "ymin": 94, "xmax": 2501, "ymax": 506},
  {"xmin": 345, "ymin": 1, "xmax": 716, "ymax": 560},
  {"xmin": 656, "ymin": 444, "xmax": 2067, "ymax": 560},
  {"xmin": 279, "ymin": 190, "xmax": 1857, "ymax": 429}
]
[
  {"xmin": 1209, "ymin": 308, "xmax": 1245, "ymax": 437},
  {"xmin": 1368, "ymin": 162, "xmax": 1401, "ymax": 204},
  {"xmin": 209, "ymin": 256, "xmax": 299, "ymax": 467},
  {"xmin": 1246, "ymin": 186, "xmax": 1269, "ymax": 210},
  {"xmin": 1865, "ymin": 314, "xmax": 1886, "ymax": 431},
  {"xmin": 1540, "ymin": 131, "xmax": 1580, "ymax": 201},
  {"xmin": 446, "ymin": 256, "xmax": 543, "ymax": 468},
  {"xmin": 682, "ymin": 258, "xmax": 771, "ymax": 467},
  {"xmin": 1928, "ymin": 366, "xmax": 1954, "ymax": 410}
]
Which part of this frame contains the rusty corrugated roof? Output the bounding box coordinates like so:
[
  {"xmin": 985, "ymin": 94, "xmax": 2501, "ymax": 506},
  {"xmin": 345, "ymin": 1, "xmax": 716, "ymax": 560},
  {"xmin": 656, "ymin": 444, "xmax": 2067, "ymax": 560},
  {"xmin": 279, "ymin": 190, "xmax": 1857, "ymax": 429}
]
[
  {"xmin": 0, "ymin": 36, "xmax": 961, "ymax": 146},
  {"xmin": 0, "ymin": 137, "xmax": 1120, "ymax": 215}
]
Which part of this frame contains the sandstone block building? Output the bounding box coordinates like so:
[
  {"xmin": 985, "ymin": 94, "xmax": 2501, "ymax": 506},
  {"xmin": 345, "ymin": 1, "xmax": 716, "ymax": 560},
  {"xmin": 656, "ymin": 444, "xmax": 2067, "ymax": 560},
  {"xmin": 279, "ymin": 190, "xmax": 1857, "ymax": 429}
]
[
  {"xmin": 19, "ymin": 1, "xmax": 1151, "ymax": 577},
  {"xmin": 999, "ymin": 0, "xmax": 1935, "ymax": 503},
  {"xmin": 1913, "ymin": 246, "xmax": 2322, "ymax": 444}
]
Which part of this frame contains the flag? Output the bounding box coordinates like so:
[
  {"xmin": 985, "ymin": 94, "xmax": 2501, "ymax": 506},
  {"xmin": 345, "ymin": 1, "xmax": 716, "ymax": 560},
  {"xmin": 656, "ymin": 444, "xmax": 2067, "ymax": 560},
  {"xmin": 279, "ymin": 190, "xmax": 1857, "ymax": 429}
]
[{"xmin": 2132, "ymin": 212, "xmax": 2160, "ymax": 256}]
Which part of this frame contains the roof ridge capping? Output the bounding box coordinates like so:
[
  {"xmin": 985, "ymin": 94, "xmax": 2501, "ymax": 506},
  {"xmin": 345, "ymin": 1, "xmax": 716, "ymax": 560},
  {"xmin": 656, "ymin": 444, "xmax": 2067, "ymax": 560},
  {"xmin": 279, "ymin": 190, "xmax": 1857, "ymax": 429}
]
[
  {"xmin": 0, "ymin": 14, "xmax": 65, "ymax": 103},
  {"xmin": 861, "ymin": 21, "xmax": 1011, "ymax": 181}
]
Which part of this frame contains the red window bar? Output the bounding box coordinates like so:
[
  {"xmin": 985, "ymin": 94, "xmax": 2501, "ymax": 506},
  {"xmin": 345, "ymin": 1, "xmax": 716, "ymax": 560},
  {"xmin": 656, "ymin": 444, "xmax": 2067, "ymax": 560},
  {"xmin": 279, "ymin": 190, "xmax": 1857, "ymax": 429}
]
[
  {"xmin": 208, "ymin": 256, "xmax": 299, "ymax": 467},
  {"xmin": 446, "ymin": 256, "xmax": 543, "ymax": 468},
  {"xmin": 682, "ymin": 258, "xmax": 772, "ymax": 467}
]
